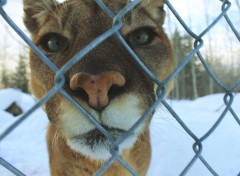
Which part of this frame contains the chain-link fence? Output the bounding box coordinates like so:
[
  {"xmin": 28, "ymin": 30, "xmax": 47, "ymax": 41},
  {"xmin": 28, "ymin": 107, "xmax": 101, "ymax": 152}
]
[{"xmin": 0, "ymin": 0, "xmax": 239, "ymax": 175}]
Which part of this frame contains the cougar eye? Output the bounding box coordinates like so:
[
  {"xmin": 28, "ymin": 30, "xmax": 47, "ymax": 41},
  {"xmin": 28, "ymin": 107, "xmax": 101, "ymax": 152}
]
[
  {"xmin": 127, "ymin": 27, "xmax": 156, "ymax": 46},
  {"xmin": 39, "ymin": 33, "xmax": 69, "ymax": 52}
]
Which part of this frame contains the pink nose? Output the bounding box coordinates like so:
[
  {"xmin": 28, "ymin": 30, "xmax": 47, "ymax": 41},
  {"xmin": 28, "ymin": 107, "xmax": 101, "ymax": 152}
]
[{"xmin": 69, "ymin": 71, "xmax": 126, "ymax": 110}]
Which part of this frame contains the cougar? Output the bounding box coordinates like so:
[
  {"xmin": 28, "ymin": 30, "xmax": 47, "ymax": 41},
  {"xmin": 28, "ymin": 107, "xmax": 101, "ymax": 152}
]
[{"xmin": 23, "ymin": 0, "xmax": 174, "ymax": 175}]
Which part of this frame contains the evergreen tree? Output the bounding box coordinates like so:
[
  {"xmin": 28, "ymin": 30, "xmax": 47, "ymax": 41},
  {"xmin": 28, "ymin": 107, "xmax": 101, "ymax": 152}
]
[
  {"xmin": 170, "ymin": 29, "xmax": 205, "ymax": 99},
  {"xmin": 12, "ymin": 54, "xmax": 29, "ymax": 93}
]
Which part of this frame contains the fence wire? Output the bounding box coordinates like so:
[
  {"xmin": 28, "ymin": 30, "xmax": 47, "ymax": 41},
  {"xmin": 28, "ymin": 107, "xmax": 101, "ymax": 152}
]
[{"xmin": 0, "ymin": 0, "xmax": 240, "ymax": 176}]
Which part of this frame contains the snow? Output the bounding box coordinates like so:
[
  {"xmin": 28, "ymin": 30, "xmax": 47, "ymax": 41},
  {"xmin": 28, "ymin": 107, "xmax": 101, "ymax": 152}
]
[
  {"xmin": 148, "ymin": 94, "xmax": 240, "ymax": 176},
  {"xmin": 0, "ymin": 89, "xmax": 239, "ymax": 176}
]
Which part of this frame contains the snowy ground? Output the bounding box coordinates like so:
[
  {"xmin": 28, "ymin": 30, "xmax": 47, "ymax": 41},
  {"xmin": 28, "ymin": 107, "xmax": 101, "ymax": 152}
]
[{"xmin": 0, "ymin": 89, "xmax": 239, "ymax": 176}]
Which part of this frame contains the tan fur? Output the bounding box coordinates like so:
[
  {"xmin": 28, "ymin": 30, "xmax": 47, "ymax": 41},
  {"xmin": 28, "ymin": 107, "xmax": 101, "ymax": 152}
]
[{"xmin": 23, "ymin": 0, "xmax": 174, "ymax": 175}]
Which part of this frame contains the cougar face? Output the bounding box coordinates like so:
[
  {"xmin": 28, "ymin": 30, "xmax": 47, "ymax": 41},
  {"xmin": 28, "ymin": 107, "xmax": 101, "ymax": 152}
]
[{"xmin": 23, "ymin": 0, "xmax": 173, "ymax": 160}]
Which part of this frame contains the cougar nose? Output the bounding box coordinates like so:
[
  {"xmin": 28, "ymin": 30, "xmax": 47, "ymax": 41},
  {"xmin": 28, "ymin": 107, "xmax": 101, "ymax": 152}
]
[{"xmin": 69, "ymin": 71, "xmax": 126, "ymax": 110}]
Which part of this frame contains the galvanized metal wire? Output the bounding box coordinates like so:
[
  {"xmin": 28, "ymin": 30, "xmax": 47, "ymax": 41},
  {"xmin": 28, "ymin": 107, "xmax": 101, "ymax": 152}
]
[{"xmin": 0, "ymin": 0, "xmax": 239, "ymax": 175}]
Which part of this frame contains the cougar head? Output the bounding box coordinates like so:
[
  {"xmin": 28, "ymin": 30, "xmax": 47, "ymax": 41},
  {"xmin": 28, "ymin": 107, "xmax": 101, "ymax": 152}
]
[{"xmin": 23, "ymin": 0, "xmax": 173, "ymax": 160}]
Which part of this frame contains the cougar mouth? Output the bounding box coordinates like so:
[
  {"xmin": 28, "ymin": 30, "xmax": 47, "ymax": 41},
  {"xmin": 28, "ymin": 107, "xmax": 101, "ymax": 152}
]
[
  {"xmin": 75, "ymin": 127, "xmax": 126, "ymax": 149},
  {"xmin": 68, "ymin": 126, "xmax": 137, "ymax": 160},
  {"xmin": 60, "ymin": 93, "xmax": 145, "ymax": 160}
]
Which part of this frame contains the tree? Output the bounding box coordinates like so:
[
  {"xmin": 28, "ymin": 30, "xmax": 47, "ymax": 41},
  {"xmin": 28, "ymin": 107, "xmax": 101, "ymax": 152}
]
[
  {"xmin": 12, "ymin": 52, "xmax": 29, "ymax": 93},
  {"xmin": 170, "ymin": 29, "xmax": 200, "ymax": 99},
  {"xmin": 0, "ymin": 35, "xmax": 10, "ymax": 89}
]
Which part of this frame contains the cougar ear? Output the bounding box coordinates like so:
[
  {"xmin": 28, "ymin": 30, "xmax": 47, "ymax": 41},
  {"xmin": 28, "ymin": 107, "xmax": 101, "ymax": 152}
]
[{"xmin": 23, "ymin": 0, "xmax": 59, "ymax": 34}]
